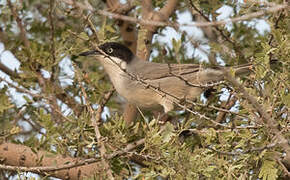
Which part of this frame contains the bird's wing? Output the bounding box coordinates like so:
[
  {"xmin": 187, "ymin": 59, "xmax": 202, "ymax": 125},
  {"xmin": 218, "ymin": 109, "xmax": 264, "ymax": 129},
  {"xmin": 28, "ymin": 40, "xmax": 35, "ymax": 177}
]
[
  {"xmin": 134, "ymin": 62, "xmax": 203, "ymax": 80},
  {"xmin": 133, "ymin": 62, "xmax": 252, "ymax": 81},
  {"xmin": 128, "ymin": 61, "xmax": 252, "ymax": 100},
  {"xmin": 128, "ymin": 60, "xmax": 253, "ymax": 87}
]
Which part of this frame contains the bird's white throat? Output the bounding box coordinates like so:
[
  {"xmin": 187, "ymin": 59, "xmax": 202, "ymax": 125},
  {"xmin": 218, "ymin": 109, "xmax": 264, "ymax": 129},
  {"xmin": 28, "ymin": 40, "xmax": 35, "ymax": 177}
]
[{"xmin": 97, "ymin": 56, "xmax": 128, "ymax": 93}]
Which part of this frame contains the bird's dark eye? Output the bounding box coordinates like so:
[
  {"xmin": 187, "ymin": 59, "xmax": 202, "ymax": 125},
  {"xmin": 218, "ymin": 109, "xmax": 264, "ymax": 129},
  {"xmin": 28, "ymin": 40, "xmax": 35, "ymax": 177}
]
[{"xmin": 107, "ymin": 48, "xmax": 113, "ymax": 54}]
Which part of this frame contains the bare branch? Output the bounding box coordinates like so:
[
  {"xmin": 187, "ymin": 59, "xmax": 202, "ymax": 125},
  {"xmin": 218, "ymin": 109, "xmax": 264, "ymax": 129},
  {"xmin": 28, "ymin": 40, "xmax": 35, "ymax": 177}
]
[
  {"xmin": 277, "ymin": 158, "xmax": 290, "ymax": 177},
  {"xmin": 159, "ymin": 0, "xmax": 178, "ymax": 20},
  {"xmin": 0, "ymin": 138, "xmax": 145, "ymax": 178},
  {"xmin": 0, "ymin": 143, "xmax": 101, "ymax": 179},
  {"xmin": 0, "ymin": 62, "xmax": 19, "ymax": 78},
  {"xmin": 105, "ymin": 0, "xmax": 121, "ymax": 11},
  {"xmin": 215, "ymin": 95, "xmax": 238, "ymax": 123},
  {"xmin": 49, "ymin": 0, "xmax": 56, "ymax": 63},
  {"xmin": 95, "ymin": 89, "xmax": 115, "ymax": 122},
  {"xmin": 96, "ymin": 3, "xmax": 288, "ymax": 28},
  {"xmin": 7, "ymin": 0, "xmax": 30, "ymax": 48},
  {"xmin": 142, "ymin": 0, "xmax": 152, "ymax": 16}
]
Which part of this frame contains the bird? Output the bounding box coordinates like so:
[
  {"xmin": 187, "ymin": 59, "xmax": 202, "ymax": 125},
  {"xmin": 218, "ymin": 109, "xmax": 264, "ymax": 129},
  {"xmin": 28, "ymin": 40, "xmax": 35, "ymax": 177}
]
[{"xmin": 79, "ymin": 42, "xmax": 252, "ymax": 113}]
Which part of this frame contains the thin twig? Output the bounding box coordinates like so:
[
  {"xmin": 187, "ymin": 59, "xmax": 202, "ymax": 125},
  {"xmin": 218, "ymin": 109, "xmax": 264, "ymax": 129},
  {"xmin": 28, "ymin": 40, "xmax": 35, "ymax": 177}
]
[
  {"xmin": 0, "ymin": 62, "xmax": 19, "ymax": 78},
  {"xmin": 167, "ymin": 63, "xmax": 225, "ymax": 88},
  {"xmin": 223, "ymin": 72, "xmax": 276, "ymax": 129},
  {"xmin": 74, "ymin": 65, "xmax": 114, "ymax": 179},
  {"xmin": 215, "ymin": 95, "xmax": 238, "ymax": 123},
  {"xmin": 95, "ymin": 89, "xmax": 115, "ymax": 122},
  {"xmin": 0, "ymin": 77, "xmax": 42, "ymax": 98},
  {"xmin": 7, "ymin": 0, "xmax": 30, "ymax": 48},
  {"xmin": 49, "ymin": 0, "xmax": 59, "ymax": 82},
  {"xmin": 85, "ymin": 14, "xmax": 99, "ymax": 43},
  {"xmin": 277, "ymin": 158, "xmax": 290, "ymax": 177},
  {"xmin": 49, "ymin": 0, "xmax": 56, "ymax": 63}
]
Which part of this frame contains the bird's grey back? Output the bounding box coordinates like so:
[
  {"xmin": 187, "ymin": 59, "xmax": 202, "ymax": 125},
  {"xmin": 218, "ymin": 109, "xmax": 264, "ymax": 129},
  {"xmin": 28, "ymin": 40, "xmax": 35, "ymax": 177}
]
[{"xmin": 127, "ymin": 59, "xmax": 225, "ymax": 83}]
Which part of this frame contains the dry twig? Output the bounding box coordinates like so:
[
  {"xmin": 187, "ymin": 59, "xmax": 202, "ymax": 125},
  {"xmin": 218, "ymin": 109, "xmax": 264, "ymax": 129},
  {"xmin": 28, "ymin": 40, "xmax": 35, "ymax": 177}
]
[{"xmin": 74, "ymin": 65, "xmax": 114, "ymax": 179}]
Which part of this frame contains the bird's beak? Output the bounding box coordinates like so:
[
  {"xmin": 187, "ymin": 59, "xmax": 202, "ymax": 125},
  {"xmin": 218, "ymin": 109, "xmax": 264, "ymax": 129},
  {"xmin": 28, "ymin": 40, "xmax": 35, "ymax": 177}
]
[{"xmin": 78, "ymin": 50, "xmax": 100, "ymax": 56}]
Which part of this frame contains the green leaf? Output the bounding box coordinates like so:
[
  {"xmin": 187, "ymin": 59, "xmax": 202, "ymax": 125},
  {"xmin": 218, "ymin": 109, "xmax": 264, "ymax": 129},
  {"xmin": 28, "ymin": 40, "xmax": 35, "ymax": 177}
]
[
  {"xmin": 205, "ymin": 128, "xmax": 216, "ymax": 144},
  {"xmin": 161, "ymin": 122, "xmax": 175, "ymax": 143},
  {"xmin": 229, "ymin": 67, "xmax": 236, "ymax": 77},
  {"xmin": 258, "ymin": 160, "xmax": 278, "ymax": 180},
  {"xmin": 172, "ymin": 38, "xmax": 181, "ymax": 55},
  {"xmin": 105, "ymin": 25, "xmax": 116, "ymax": 33},
  {"xmin": 79, "ymin": 32, "xmax": 89, "ymax": 41},
  {"xmin": 283, "ymin": 93, "xmax": 290, "ymax": 107},
  {"xmin": 0, "ymin": 89, "xmax": 14, "ymax": 113}
]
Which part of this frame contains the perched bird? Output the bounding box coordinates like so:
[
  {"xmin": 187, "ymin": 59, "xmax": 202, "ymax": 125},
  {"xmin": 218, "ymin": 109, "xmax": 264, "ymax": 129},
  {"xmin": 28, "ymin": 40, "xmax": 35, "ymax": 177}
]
[{"xmin": 79, "ymin": 42, "xmax": 252, "ymax": 113}]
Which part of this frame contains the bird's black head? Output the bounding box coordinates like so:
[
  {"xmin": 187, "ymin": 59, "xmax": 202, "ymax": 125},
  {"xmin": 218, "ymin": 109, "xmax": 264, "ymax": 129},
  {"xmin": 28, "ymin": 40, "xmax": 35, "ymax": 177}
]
[{"xmin": 79, "ymin": 42, "xmax": 134, "ymax": 63}]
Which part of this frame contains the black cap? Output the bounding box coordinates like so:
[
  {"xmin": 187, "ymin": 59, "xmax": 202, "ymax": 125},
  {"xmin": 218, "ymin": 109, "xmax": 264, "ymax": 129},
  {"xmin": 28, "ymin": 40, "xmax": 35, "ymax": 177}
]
[{"xmin": 79, "ymin": 42, "xmax": 134, "ymax": 63}]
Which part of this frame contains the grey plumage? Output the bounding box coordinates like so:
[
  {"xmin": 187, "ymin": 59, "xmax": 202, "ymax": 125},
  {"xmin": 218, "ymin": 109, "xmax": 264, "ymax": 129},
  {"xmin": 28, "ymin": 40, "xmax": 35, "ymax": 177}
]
[{"xmin": 80, "ymin": 42, "xmax": 252, "ymax": 112}]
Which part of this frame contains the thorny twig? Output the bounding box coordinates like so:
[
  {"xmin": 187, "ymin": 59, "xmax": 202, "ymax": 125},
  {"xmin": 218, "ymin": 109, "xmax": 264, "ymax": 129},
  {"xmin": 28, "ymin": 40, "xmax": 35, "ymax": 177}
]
[{"xmin": 167, "ymin": 63, "xmax": 226, "ymax": 88}]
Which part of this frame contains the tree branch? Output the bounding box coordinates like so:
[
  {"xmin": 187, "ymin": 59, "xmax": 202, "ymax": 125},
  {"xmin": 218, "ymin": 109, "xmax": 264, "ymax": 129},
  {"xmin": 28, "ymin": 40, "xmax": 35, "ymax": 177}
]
[
  {"xmin": 159, "ymin": 0, "xmax": 178, "ymax": 20},
  {"xmin": 95, "ymin": 89, "xmax": 115, "ymax": 122},
  {"xmin": 0, "ymin": 138, "xmax": 145, "ymax": 179},
  {"xmin": 0, "ymin": 62, "xmax": 19, "ymax": 78},
  {"xmin": 96, "ymin": 3, "xmax": 288, "ymax": 28},
  {"xmin": 7, "ymin": 0, "xmax": 30, "ymax": 49},
  {"xmin": 0, "ymin": 142, "xmax": 101, "ymax": 179}
]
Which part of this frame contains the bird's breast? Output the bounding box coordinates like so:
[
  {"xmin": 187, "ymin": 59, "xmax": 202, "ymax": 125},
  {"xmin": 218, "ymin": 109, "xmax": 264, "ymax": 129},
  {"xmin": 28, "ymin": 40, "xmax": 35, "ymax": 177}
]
[{"xmin": 115, "ymin": 77, "xmax": 162, "ymax": 108}]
